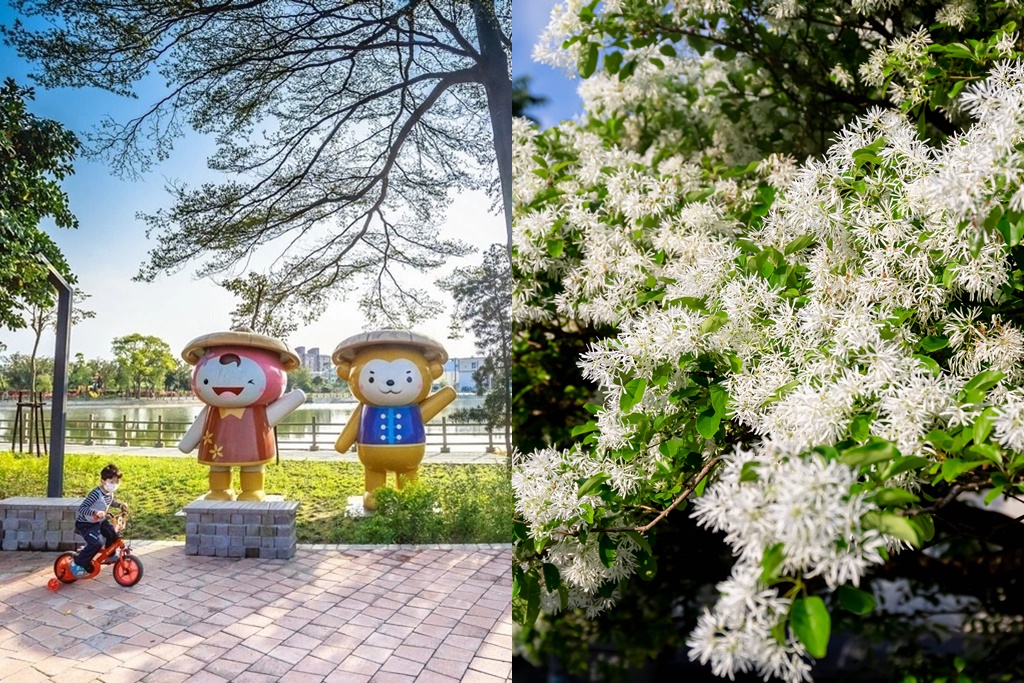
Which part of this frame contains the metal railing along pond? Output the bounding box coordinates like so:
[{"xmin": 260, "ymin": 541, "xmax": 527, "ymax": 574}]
[{"xmin": 1, "ymin": 415, "xmax": 504, "ymax": 454}]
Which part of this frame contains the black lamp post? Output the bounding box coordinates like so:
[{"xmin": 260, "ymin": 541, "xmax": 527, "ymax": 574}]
[{"xmin": 39, "ymin": 256, "xmax": 72, "ymax": 497}]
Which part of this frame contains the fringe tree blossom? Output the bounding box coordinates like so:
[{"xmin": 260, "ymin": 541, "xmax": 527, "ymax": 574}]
[{"xmin": 514, "ymin": 2, "xmax": 1024, "ymax": 680}]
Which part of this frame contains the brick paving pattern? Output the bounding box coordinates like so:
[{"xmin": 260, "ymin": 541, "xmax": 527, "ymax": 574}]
[{"xmin": 0, "ymin": 543, "xmax": 512, "ymax": 682}]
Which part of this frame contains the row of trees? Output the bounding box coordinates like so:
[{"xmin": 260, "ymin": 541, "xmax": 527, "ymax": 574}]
[{"xmin": 1, "ymin": 334, "xmax": 186, "ymax": 399}]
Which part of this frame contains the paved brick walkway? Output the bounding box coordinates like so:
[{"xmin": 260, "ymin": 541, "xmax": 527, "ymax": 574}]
[{"xmin": 0, "ymin": 543, "xmax": 512, "ymax": 682}]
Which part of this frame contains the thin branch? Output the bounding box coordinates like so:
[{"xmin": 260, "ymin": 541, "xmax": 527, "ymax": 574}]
[
  {"xmin": 897, "ymin": 482, "xmax": 987, "ymax": 517},
  {"xmin": 553, "ymin": 456, "xmax": 724, "ymax": 537}
]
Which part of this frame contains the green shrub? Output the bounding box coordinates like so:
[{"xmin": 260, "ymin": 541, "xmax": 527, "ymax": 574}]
[{"xmin": 356, "ymin": 484, "xmax": 445, "ymax": 544}]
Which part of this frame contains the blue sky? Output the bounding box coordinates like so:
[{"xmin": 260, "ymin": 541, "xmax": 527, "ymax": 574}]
[
  {"xmin": 0, "ymin": 5, "xmax": 500, "ymax": 361},
  {"xmin": 513, "ymin": 0, "xmax": 582, "ymax": 128}
]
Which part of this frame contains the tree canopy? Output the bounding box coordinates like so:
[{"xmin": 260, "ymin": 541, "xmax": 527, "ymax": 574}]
[
  {"xmin": 110, "ymin": 333, "xmax": 176, "ymax": 399},
  {"xmin": 0, "ymin": 77, "xmax": 79, "ymax": 334},
  {"xmin": 4, "ymin": 0, "xmax": 511, "ymax": 325},
  {"xmin": 514, "ymin": 1, "xmax": 1024, "ymax": 681}
]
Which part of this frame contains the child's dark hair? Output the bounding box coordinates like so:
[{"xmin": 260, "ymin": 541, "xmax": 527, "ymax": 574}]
[{"xmin": 101, "ymin": 464, "xmax": 122, "ymax": 480}]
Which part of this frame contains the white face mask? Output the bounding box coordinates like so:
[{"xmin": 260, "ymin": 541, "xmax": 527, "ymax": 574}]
[{"xmin": 103, "ymin": 481, "xmax": 119, "ymax": 493}]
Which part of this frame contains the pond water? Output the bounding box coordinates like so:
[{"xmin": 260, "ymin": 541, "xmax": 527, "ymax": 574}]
[{"xmin": 0, "ymin": 395, "xmax": 487, "ymax": 447}]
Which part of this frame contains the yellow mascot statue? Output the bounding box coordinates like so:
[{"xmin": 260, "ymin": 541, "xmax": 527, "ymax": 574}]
[{"xmin": 332, "ymin": 330, "xmax": 457, "ymax": 510}]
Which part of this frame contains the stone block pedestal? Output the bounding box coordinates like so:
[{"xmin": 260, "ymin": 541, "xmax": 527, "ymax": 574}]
[
  {"xmin": 0, "ymin": 497, "xmax": 83, "ymax": 551},
  {"xmin": 182, "ymin": 497, "xmax": 299, "ymax": 559}
]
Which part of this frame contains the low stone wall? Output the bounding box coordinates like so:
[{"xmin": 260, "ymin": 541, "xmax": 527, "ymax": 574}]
[
  {"xmin": 182, "ymin": 498, "xmax": 299, "ymax": 559},
  {"xmin": 0, "ymin": 497, "xmax": 82, "ymax": 551}
]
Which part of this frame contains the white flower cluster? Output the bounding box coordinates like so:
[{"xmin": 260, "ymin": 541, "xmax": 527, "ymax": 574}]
[{"xmin": 686, "ymin": 447, "xmax": 888, "ymax": 682}]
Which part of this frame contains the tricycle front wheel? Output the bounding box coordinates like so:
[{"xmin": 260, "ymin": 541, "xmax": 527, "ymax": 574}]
[{"xmin": 113, "ymin": 555, "xmax": 143, "ymax": 587}]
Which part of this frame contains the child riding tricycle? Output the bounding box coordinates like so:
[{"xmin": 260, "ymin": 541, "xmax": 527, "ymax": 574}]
[
  {"xmin": 49, "ymin": 508, "xmax": 143, "ymax": 590},
  {"xmin": 47, "ymin": 464, "xmax": 143, "ymax": 590}
]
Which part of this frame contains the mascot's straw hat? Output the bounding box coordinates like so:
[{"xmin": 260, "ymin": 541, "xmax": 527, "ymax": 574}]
[
  {"xmin": 332, "ymin": 329, "xmax": 449, "ymax": 366},
  {"xmin": 181, "ymin": 326, "xmax": 301, "ymax": 371}
]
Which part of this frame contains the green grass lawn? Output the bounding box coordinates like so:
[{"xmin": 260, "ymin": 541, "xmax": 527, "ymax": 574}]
[{"xmin": 0, "ymin": 451, "xmax": 512, "ymax": 544}]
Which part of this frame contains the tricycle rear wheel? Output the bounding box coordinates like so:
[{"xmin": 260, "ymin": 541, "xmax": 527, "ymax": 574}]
[{"xmin": 53, "ymin": 552, "xmax": 77, "ymax": 584}]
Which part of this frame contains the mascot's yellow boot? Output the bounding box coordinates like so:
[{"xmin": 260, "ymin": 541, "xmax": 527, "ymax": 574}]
[
  {"xmin": 237, "ymin": 467, "xmax": 266, "ymax": 502},
  {"xmin": 206, "ymin": 467, "xmax": 236, "ymax": 500}
]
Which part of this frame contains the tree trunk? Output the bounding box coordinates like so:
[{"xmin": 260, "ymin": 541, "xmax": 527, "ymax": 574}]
[
  {"xmin": 474, "ymin": 0, "xmax": 513, "ymax": 252},
  {"xmin": 29, "ymin": 310, "xmax": 43, "ymax": 403}
]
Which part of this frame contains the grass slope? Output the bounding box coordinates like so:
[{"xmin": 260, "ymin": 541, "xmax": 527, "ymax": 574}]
[{"xmin": 0, "ymin": 452, "xmax": 511, "ymax": 544}]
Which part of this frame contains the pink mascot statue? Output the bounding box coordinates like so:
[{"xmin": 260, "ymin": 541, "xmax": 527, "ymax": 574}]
[{"xmin": 178, "ymin": 327, "xmax": 305, "ymax": 501}]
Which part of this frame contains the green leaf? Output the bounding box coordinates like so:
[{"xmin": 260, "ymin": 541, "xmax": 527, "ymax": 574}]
[
  {"xmin": 580, "ymin": 41, "xmax": 599, "ymax": 78},
  {"xmin": 727, "ymin": 353, "xmax": 743, "ymax": 373},
  {"xmin": 965, "ymin": 442, "xmax": 1002, "ymax": 464},
  {"xmin": 542, "ymin": 563, "xmax": 561, "ymax": 592},
  {"xmin": 571, "ymin": 421, "xmax": 599, "ymax": 437},
  {"xmin": 925, "ymin": 429, "xmax": 954, "ymax": 451},
  {"xmin": 918, "ymin": 335, "xmax": 949, "ymax": 352},
  {"xmin": 871, "ymin": 488, "xmax": 920, "ymax": 506},
  {"xmin": 841, "ymin": 440, "xmax": 899, "ymax": 468},
  {"xmin": 771, "ymin": 620, "xmax": 787, "ymax": 646},
  {"xmin": 784, "ymin": 234, "xmax": 816, "ymax": 255},
  {"xmin": 838, "ymin": 585, "xmax": 877, "ymax": 615},
  {"xmin": 909, "ymin": 513, "xmax": 935, "ymax": 543},
  {"xmin": 625, "ymin": 530, "xmax": 652, "ymax": 555},
  {"xmin": 985, "ymin": 204, "xmax": 1004, "ymax": 232},
  {"xmin": 714, "ymin": 46, "xmax": 737, "ymax": 61},
  {"xmin": 760, "ymin": 543, "xmax": 785, "ymax": 583},
  {"xmin": 619, "ymin": 377, "xmax": 647, "ymax": 412},
  {"xmin": 598, "ymin": 534, "xmax": 618, "ymax": 568},
  {"xmin": 659, "ymin": 44, "xmax": 677, "ymax": 57},
  {"xmin": 963, "ymin": 370, "xmax": 1005, "ymax": 394},
  {"xmin": 854, "ymin": 152, "xmax": 885, "ymax": 168},
  {"xmin": 850, "ymin": 414, "xmax": 873, "ymax": 442},
  {"xmin": 637, "ymin": 551, "xmax": 657, "ymax": 581},
  {"xmin": 985, "ymin": 485, "xmax": 1005, "ymax": 505},
  {"xmin": 686, "ymin": 34, "xmax": 711, "ymax": 55},
  {"xmin": 998, "ymin": 216, "xmax": 1024, "ymax": 247},
  {"xmin": 546, "ymin": 239, "xmax": 565, "ymax": 257},
  {"xmin": 696, "ymin": 409, "xmax": 721, "ymax": 440},
  {"xmin": 791, "ymin": 596, "xmax": 831, "ymax": 659},
  {"xmin": 710, "ymin": 384, "xmax": 729, "ymax": 415},
  {"xmin": 512, "ymin": 571, "xmax": 541, "ymax": 625},
  {"xmin": 700, "ymin": 311, "xmax": 729, "ymax": 334},
  {"xmin": 739, "ymin": 460, "xmax": 760, "ymax": 483},
  {"xmin": 604, "ymin": 51, "xmax": 623, "ymax": 74},
  {"xmin": 863, "ymin": 511, "xmax": 920, "ymax": 546},
  {"xmin": 941, "ymin": 458, "xmax": 982, "ymax": 482},
  {"xmin": 913, "ymin": 354, "xmax": 941, "ymax": 376},
  {"xmin": 881, "ymin": 455, "xmax": 931, "ymax": 479},
  {"xmin": 973, "ymin": 407, "xmax": 998, "ymax": 446},
  {"xmin": 763, "ymin": 380, "xmax": 800, "ymax": 406},
  {"xmin": 578, "ymin": 473, "xmax": 610, "ymax": 497}
]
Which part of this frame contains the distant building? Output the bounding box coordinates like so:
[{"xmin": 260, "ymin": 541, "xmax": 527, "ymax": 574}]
[
  {"xmin": 293, "ymin": 345, "xmax": 334, "ymax": 378},
  {"xmin": 444, "ymin": 357, "xmax": 487, "ymax": 392}
]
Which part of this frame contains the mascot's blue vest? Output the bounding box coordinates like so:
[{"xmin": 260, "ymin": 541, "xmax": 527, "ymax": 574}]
[{"xmin": 359, "ymin": 405, "xmax": 426, "ymax": 445}]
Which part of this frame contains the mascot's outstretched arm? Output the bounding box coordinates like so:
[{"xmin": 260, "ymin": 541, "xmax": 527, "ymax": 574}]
[
  {"xmin": 179, "ymin": 406, "xmax": 209, "ymax": 453},
  {"xmin": 335, "ymin": 404, "xmax": 363, "ymax": 453},
  {"xmin": 267, "ymin": 389, "xmax": 306, "ymax": 427},
  {"xmin": 420, "ymin": 386, "xmax": 457, "ymax": 423}
]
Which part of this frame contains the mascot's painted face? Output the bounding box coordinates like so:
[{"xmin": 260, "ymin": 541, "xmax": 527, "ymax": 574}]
[
  {"xmin": 357, "ymin": 358, "xmax": 424, "ymax": 406},
  {"xmin": 191, "ymin": 346, "xmax": 287, "ymax": 408}
]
